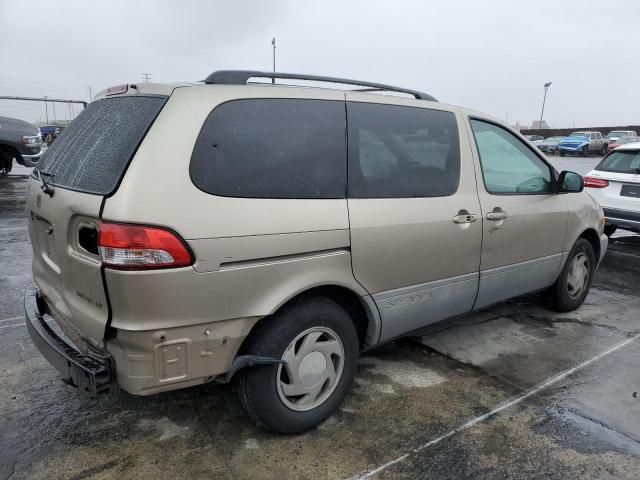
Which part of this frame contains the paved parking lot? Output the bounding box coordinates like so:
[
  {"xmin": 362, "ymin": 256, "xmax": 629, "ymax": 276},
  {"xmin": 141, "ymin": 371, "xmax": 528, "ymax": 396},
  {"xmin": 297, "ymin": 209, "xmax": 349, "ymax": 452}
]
[{"xmin": 1, "ymin": 158, "xmax": 639, "ymax": 480}]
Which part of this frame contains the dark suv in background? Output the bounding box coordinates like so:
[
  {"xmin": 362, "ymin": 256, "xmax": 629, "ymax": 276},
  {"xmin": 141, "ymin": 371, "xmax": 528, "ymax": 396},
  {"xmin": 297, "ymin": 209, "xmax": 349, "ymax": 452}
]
[{"xmin": 0, "ymin": 115, "xmax": 44, "ymax": 173}]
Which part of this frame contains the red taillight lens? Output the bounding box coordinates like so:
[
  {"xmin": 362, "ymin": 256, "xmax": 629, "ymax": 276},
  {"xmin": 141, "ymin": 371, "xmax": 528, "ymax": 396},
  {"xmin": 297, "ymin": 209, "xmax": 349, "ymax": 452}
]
[
  {"xmin": 98, "ymin": 223, "xmax": 193, "ymax": 270},
  {"xmin": 584, "ymin": 176, "xmax": 609, "ymax": 189}
]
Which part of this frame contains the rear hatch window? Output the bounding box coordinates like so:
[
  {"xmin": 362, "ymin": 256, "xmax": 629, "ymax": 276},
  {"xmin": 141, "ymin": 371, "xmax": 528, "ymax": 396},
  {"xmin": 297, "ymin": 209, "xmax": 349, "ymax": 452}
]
[
  {"xmin": 597, "ymin": 150, "xmax": 640, "ymax": 174},
  {"xmin": 37, "ymin": 95, "xmax": 166, "ymax": 195}
]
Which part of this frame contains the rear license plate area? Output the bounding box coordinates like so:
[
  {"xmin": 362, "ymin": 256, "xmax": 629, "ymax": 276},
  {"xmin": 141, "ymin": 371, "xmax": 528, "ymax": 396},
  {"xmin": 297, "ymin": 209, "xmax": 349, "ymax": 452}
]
[{"xmin": 620, "ymin": 184, "xmax": 640, "ymax": 198}]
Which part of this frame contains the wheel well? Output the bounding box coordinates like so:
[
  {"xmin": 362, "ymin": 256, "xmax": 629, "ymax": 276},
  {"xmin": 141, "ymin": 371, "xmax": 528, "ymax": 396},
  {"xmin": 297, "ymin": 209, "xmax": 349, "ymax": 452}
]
[
  {"xmin": 579, "ymin": 228, "xmax": 600, "ymax": 260},
  {"xmin": 246, "ymin": 286, "xmax": 372, "ymax": 350},
  {"xmin": 0, "ymin": 144, "xmax": 21, "ymax": 160}
]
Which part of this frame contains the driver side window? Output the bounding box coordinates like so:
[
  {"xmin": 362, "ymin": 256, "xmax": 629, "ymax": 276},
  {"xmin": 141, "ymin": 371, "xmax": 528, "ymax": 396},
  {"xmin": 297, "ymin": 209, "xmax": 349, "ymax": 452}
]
[{"xmin": 470, "ymin": 119, "xmax": 552, "ymax": 194}]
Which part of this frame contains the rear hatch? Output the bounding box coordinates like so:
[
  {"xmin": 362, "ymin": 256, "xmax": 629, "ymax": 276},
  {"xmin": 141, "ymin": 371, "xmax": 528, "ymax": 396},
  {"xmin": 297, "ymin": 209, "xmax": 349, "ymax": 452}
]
[
  {"xmin": 587, "ymin": 149, "xmax": 640, "ymax": 209},
  {"xmin": 27, "ymin": 94, "xmax": 166, "ymax": 348}
]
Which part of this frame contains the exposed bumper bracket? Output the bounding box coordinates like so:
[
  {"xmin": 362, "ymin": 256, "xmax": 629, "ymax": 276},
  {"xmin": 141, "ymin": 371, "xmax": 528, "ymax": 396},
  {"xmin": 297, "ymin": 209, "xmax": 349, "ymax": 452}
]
[
  {"xmin": 24, "ymin": 287, "xmax": 112, "ymax": 396},
  {"xmin": 216, "ymin": 355, "xmax": 285, "ymax": 383}
]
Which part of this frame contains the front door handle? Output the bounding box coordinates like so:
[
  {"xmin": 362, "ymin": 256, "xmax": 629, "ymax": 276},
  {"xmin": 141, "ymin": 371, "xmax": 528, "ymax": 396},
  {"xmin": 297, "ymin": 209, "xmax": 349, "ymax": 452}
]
[
  {"xmin": 453, "ymin": 210, "xmax": 479, "ymax": 224},
  {"xmin": 486, "ymin": 208, "xmax": 507, "ymax": 221}
]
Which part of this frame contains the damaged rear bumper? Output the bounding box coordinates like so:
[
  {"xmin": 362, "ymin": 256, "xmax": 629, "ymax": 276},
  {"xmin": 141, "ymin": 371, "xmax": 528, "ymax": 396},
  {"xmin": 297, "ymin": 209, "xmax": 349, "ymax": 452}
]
[{"xmin": 24, "ymin": 286, "xmax": 111, "ymax": 396}]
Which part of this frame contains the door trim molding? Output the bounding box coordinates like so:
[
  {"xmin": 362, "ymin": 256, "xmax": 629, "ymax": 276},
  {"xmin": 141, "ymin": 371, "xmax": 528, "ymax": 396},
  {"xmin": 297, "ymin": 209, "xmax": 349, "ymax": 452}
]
[
  {"xmin": 474, "ymin": 253, "xmax": 563, "ymax": 310},
  {"xmin": 373, "ymin": 272, "xmax": 479, "ymax": 342},
  {"xmin": 373, "ymin": 272, "xmax": 479, "ymax": 301},
  {"xmin": 479, "ymin": 253, "xmax": 563, "ymax": 278}
]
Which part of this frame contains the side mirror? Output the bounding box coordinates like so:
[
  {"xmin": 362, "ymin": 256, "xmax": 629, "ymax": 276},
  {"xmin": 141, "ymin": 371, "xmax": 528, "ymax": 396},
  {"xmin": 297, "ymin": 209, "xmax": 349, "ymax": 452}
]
[{"xmin": 557, "ymin": 170, "xmax": 584, "ymax": 193}]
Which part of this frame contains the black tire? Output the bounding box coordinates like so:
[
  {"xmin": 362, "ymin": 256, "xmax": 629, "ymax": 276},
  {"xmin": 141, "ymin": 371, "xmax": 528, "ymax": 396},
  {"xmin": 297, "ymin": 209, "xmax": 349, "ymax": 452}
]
[
  {"xmin": 559, "ymin": 151, "xmax": 565, "ymax": 157},
  {"xmin": 602, "ymin": 145, "xmax": 608, "ymax": 155},
  {"xmin": 0, "ymin": 150, "xmax": 13, "ymax": 174},
  {"xmin": 548, "ymin": 238, "xmax": 595, "ymax": 312},
  {"xmin": 582, "ymin": 145, "xmax": 589, "ymax": 157},
  {"xmin": 235, "ymin": 297, "xmax": 359, "ymax": 434},
  {"xmin": 604, "ymin": 225, "xmax": 617, "ymax": 237}
]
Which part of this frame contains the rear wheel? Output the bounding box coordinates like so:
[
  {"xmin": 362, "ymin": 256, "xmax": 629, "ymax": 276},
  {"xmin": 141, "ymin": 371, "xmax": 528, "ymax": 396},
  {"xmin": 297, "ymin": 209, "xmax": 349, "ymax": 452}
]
[
  {"xmin": 559, "ymin": 151, "xmax": 565, "ymax": 157},
  {"xmin": 604, "ymin": 225, "xmax": 617, "ymax": 237},
  {"xmin": 601, "ymin": 145, "xmax": 608, "ymax": 155},
  {"xmin": 235, "ymin": 297, "xmax": 359, "ymax": 434},
  {"xmin": 581, "ymin": 145, "xmax": 589, "ymax": 157},
  {"xmin": 548, "ymin": 239, "xmax": 595, "ymax": 312}
]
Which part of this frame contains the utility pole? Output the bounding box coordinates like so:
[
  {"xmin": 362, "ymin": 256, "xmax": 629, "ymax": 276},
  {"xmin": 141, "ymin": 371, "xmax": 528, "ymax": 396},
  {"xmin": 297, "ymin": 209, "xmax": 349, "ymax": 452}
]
[
  {"xmin": 141, "ymin": 73, "xmax": 152, "ymax": 83},
  {"xmin": 52, "ymin": 101, "xmax": 57, "ymax": 123},
  {"xmin": 87, "ymin": 86, "xmax": 94, "ymax": 101},
  {"xmin": 538, "ymin": 81, "xmax": 552, "ymax": 134},
  {"xmin": 44, "ymin": 96, "xmax": 49, "ymax": 123},
  {"xmin": 271, "ymin": 38, "xmax": 276, "ymax": 84}
]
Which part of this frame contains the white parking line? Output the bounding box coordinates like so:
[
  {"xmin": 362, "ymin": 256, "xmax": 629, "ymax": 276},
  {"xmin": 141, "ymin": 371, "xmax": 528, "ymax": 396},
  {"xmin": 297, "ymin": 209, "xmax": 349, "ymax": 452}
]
[
  {"xmin": 0, "ymin": 226, "xmax": 27, "ymax": 230},
  {"xmin": 0, "ymin": 323, "xmax": 26, "ymax": 330},
  {"xmin": 350, "ymin": 333, "xmax": 640, "ymax": 480},
  {"xmin": 0, "ymin": 318, "xmax": 53, "ymax": 330},
  {"xmin": 0, "ymin": 316, "xmax": 23, "ymax": 324}
]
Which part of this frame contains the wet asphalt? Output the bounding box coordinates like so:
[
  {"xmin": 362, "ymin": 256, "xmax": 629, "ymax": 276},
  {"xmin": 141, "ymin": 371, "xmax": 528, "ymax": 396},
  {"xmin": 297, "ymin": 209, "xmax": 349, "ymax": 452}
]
[{"xmin": 1, "ymin": 158, "xmax": 639, "ymax": 480}]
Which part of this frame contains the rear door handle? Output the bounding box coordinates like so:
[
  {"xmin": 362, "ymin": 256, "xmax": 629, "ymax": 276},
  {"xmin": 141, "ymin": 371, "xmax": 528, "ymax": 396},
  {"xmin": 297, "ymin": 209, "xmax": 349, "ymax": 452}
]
[
  {"xmin": 486, "ymin": 210, "xmax": 508, "ymax": 221},
  {"xmin": 452, "ymin": 212, "xmax": 479, "ymax": 224}
]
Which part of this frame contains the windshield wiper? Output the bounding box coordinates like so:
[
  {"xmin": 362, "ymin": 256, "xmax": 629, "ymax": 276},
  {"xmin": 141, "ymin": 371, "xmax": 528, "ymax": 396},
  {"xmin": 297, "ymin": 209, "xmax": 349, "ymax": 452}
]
[{"xmin": 37, "ymin": 170, "xmax": 55, "ymax": 197}]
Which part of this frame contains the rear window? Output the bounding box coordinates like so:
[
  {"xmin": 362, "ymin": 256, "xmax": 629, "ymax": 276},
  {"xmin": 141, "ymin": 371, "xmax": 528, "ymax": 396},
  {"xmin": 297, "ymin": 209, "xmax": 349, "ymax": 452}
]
[
  {"xmin": 597, "ymin": 150, "xmax": 640, "ymax": 173},
  {"xmin": 38, "ymin": 96, "xmax": 166, "ymax": 195},
  {"xmin": 190, "ymin": 99, "xmax": 346, "ymax": 199}
]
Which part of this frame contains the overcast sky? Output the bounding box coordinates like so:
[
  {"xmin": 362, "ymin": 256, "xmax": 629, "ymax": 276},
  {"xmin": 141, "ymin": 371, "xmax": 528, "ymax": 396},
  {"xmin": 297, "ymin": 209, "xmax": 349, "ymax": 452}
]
[{"xmin": 1, "ymin": 0, "xmax": 639, "ymax": 128}]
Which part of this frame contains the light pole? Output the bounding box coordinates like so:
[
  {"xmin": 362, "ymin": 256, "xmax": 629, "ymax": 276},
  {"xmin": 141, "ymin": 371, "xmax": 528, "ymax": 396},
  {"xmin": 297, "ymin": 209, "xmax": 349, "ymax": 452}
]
[
  {"xmin": 538, "ymin": 81, "xmax": 552, "ymax": 134},
  {"xmin": 271, "ymin": 37, "xmax": 276, "ymax": 84}
]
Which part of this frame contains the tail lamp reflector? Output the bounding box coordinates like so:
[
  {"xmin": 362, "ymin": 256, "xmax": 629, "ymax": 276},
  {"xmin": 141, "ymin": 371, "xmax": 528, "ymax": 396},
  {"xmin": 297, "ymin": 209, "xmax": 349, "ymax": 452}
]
[
  {"xmin": 584, "ymin": 176, "xmax": 609, "ymax": 189},
  {"xmin": 98, "ymin": 222, "xmax": 193, "ymax": 270}
]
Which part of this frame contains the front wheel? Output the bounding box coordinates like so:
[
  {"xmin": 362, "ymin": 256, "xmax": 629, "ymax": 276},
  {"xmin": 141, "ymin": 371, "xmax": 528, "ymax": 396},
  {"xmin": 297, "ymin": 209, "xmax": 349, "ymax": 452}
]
[
  {"xmin": 602, "ymin": 145, "xmax": 608, "ymax": 155},
  {"xmin": 559, "ymin": 151, "xmax": 565, "ymax": 157},
  {"xmin": 548, "ymin": 238, "xmax": 595, "ymax": 312},
  {"xmin": 0, "ymin": 151, "xmax": 13, "ymax": 174},
  {"xmin": 235, "ymin": 297, "xmax": 359, "ymax": 434},
  {"xmin": 582, "ymin": 145, "xmax": 590, "ymax": 157}
]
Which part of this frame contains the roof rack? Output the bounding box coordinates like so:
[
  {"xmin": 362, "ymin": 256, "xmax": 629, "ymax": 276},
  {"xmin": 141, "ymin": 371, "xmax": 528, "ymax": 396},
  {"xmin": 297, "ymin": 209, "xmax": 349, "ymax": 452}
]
[{"xmin": 203, "ymin": 70, "xmax": 437, "ymax": 101}]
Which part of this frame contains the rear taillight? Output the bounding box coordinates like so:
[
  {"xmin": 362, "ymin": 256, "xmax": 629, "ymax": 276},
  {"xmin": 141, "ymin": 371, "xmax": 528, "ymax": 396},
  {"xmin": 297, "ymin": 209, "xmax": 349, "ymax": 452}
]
[
  {"xmin": 584, "ymin": 176, "xmax": 609, "ymax": 189},
  {"xmin": 98, "ymin": 222, "xmax": 193, "ymax": 270}
]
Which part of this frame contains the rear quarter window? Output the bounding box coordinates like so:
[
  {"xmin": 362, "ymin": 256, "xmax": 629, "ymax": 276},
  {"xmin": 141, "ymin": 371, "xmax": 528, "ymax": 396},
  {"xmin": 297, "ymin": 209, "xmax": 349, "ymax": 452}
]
[
  {"xmin": 190, "ymin": 99, "xmax": 347, "ymax": 199},
  {"xmin": 38, "ymin": 96, "xmax": 166, "ymax": 195}
]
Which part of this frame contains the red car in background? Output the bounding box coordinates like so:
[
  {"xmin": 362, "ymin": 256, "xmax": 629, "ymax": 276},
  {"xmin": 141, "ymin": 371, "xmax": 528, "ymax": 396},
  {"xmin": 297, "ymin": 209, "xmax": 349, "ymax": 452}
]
[{"xmin": 607, "ymin": 136, "xmax": 640, "ymax": 153}]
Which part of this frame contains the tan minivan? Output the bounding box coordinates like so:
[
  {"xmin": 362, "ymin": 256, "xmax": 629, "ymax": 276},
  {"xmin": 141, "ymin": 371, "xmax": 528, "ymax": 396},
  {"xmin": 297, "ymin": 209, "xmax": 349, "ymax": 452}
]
[{"xmin": 25, "ymin": 71, "xmax": 607, "ymax": 433}]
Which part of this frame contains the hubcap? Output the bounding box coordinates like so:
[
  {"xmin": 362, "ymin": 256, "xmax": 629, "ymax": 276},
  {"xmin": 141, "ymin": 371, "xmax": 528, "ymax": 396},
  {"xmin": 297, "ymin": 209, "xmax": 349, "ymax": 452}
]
[
  {"xmin": 567, "ymin": 252, "xmax": 590, "ymax": 299},
  {"xmin": 276, "ymin": 327, "xmax": 345, "ymax": 412}
]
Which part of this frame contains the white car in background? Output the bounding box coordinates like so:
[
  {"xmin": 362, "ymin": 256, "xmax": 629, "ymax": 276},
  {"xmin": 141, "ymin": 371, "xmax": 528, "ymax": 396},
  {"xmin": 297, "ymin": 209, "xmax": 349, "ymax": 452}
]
[{"xmin": 585, "ymin": 142, "xmax": 640, "ymax": 236}]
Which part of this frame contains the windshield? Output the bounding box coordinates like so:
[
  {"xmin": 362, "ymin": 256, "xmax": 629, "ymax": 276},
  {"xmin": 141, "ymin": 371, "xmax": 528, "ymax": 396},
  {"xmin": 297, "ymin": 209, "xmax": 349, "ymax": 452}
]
[
  {"xmin": 546, "ymin": 136, "xmax": 565, "ymax": 142},
  {"xmin": 608, "ymin": 131, "xmax": 628, "ymax": 138},
  {"xmin": 617, "ymin": 137, "xmax": 640, "ymax": 145},
  {"xmin": 597, "ymin": 150, "xmax": 640, "ymax": 173},
  {"xmin": 570, "ymin": 132, "xmax": 588, "ymax": 137}
]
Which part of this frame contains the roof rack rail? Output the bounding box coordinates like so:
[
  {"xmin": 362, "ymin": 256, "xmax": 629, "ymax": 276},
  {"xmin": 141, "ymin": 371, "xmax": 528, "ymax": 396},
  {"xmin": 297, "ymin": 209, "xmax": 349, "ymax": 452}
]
[{"xmin": 203, "ymin": 70, "xmax": 437, "ymax": 101}]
